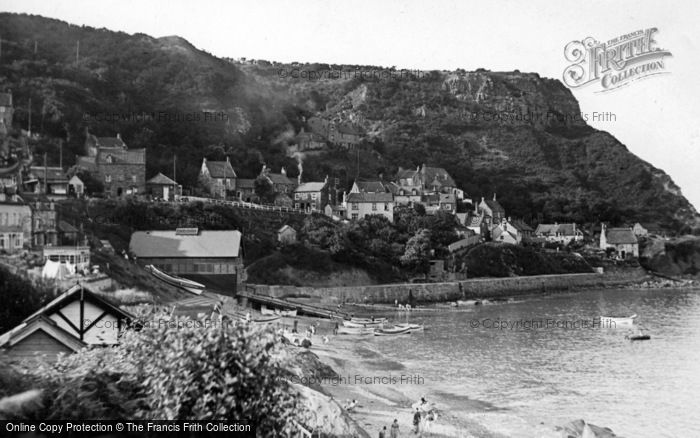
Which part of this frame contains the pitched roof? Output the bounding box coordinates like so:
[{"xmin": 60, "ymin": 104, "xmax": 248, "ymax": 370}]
[
  {"xmin": 58, "ymin": 220, "xmax": 78, "ymax": 233},
  {"xmin": 295, "ymin": 182, "xmax": 326, "ymax": 192},
  {"xmin": 511, "ymin": 219, "xmax": 534, "ymax": 232},
  {"xmin": 0, "ymin": 314, "xmax": 85, "ymax": 353},
  {"xmin": 237, "ymin": 178, "xmax": 256, "ymax": 189},
  {"xmin": 266, "ymin": 173, "xmax": 295, "ymax": 186},
  {"xmin": 355, "ymin": 180, "xmax": 386, "ymax": 193},
  {"xmin": 346, "ymin": 192, "xmax": 393, "ymax": 203},
  {"xmin": 22, "ymin": 284, "xmax": 132, "ymax": 324},
  {"xmin": 605, "ymin": 228, "xmax": 638, "ymax": 245},
  {"xmin": 439, "ymin": 193, "xmax": 456, "ymax": 203},
  {"xmin": 147, "ymin": 172, "xmax": 178, "ymax": 185},
  {"xmin": 397, "ymin": 168, "xmax": 419, "ymax": 180},
  {"xmin": 277, "ymin": 224, "xmax": 296, "ymax": 234},
  {"xmin": 86, "ymin": 134, "xmax": 127, "ymax": 149},
  {"xmin": 129, "ymin": 230, "xmax": 242, "ymax": 258},
  {"xmin": 98, "ymin": 148, "xmax": 146, "ymax": 165},
  {"xmin": 422, "ymin": 166, "xmax": 456, "ymax": 187},
  {"xmin": 204, "ymin": 160, "xmax": 236, "ymax": 178},
  {"xmin": 483, "ymin": 199, "xmax": 505, "ymax": 214},
  {"xmin": 29, "ymin": 166, "xmax": 68, "ymax": 183},
  {"xmin": 535, "ymin": 223, "xmax": 577, "ymax": 236}
]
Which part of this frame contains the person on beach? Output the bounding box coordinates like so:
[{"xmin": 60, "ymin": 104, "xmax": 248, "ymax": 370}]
[
  {"xmin": 378, "ymin": 425, "xmax": 387, "ymax": 438},
  {"xmin": 333, "ymin": 322, "xmax": 339, "ymax": 335},
  {"xmin": 413, "ymin": 408, "xmax": 421, "ymax": 434},
  {"xmin": 390, "ymin": 419, "xmax": 399, "ymax": 438}
]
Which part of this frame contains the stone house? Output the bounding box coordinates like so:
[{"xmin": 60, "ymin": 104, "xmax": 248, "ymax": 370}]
[
  {"xmin": 600, "ymin": 224, "xmax": 639, "ymax": 258},
  {"xmin": 534, "ymin": 223, "xmax": 584, "ymax": 245},
  {"xmin": 77, "ymin": 133, "xmax": 146, "ymax": 197},
  {"xmin": 345, "ymin": 192, "xmax": 394, "ymax": 222},
  {"xmin": 294, "ymin": 179, "xmax": 333, "ymax": 212},
  {"xmin": 0, "ymin": 194, "xmax": 32, "ymax": 253},
  {"xmin": 21, "ymin": 193, "xmax": 58, "ymax": 248},
  {"xmin": 478, "ymin": 194, "xmax": 506, "ymax": 225},
  {"xmin": 199, "ymin": 157, "xmax": 236, "ymax": 199}
]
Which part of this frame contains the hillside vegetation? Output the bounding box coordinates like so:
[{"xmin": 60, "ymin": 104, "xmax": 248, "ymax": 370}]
[{"xmin": 1, "ymin": 13, "xmax": 698, "ymax": 232}]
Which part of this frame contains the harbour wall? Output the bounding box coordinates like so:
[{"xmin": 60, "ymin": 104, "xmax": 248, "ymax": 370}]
[{"xmin": 248, "ymin": 269, "xmax": 649, "ymax": 304}]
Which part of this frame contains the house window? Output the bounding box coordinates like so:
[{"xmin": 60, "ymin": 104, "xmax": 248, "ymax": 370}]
[
  {"xmin": 311, "ymin": 193, "xmax": 318, "ymax": 200},
  {"xmin": 105, "ymin": 175, "xmax": 112, "ymax": 183},
  {"xmin": 351, "ymin": 213, "xmax": 359, "ymax": 220},
  {"xmin": 372, "ymin": 203, "xmax": 377, "ymax": 211},
  {"xmin": 311, "ymin": 202, "xmax": 316, "ymax": 209},
  {"xmin": 352, "ymin": 203, "xmax": 359, "ymax": 210},
  {"xmin": 132, "ymin": 175, "xmax": 137, "ymax": 183},
  {"xmin": 295, "ymin": 193, "xmax": 301, "ymax": 200},
  {"xmin": 445, "ymin": 204, "xmax": 452, "ymax": 210},
  {"xmin": 384, "ymin": 203, "xmax": 389, "ymax": 211}
]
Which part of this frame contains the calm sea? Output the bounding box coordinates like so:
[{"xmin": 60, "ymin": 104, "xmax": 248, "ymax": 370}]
[{"xmin": 370, "ymin": 288, "xmax": 700, "ymax": 437}]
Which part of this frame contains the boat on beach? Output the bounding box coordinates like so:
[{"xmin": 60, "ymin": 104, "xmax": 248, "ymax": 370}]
[
  {"xmin": 145, "ymin": 265, "xmax": 206, "ymax": 295},
  {"xmin": 350, "ymin": 317, "xmax": 387, "ymax": 323},
  {"xmin": 261, "ymin": 305, "xmax": 298, "ymax": 317},
  {"xmin": 374, "ymin": 326, "xmax": 412, "ymax": 336},
  {"xmin": 343, "ymin": 320, "xmax": 385, "ymax": 328},
  {"xmin": 337, "ymin": 326, "xmax": 374, "ymax": 335},
  {"xmin": 600, "ymin": 314, "xmax": 637, "ymax": 326}
]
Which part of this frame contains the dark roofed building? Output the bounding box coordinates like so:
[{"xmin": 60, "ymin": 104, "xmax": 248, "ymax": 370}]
[
  {"xmin": 235, "ymin": 178, "xmax": 257, "ymax": 202},
  {"xmin": 421, "ymin": 165, "xmax": 456, "ymax": 192},
  {"xmin": 199, "ymin": 157, "xmax": 236, "ymax": 199},
  {"xmin": 600, "ymin": 224, "xmax": 639, "ymax": 258},
  {"xmin": 0, "ymin": 91, "xmax": 14, "ymax": 135},
  {"xmin": 147, "ymin": 172, "xmax": 180, "ymax": 201},
  {"xmin": 534, "ymin": 222, "xmax": 583, "ymax": 245},
  {"xmin": 78, "ymin": 133, "xmax": 146, "ymax": 197},
  {"xmin": 351, "ymin": 180, "xmax": 387, "ymax": 194},
  {"xmin": 129, "ymin": 229, "xmax": 245, "ymax": 287},
  {"xmin": 479, "ymin": 194, "xmax": 506, "ymax": 224},
  {"xmin": 26, "ymin": 166, "xmax": 69, "ymax": 196}
]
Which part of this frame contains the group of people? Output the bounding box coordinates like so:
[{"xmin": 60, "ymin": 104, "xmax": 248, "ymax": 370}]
[{"xmin": 377, "ymin": 397, "xmax": 437, "ymax": 437}]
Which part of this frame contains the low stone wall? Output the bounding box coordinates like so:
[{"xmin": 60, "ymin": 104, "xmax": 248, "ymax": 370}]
[{"xmin": 249, "ymin": 269, "xmax": 649, "ymax": 304}]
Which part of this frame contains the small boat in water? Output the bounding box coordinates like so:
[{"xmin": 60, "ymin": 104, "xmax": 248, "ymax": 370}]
[
  {"xmin": 627, "ymin": 334, "xmax": 651, "ymax": 341},
  {"xmin": 261, "ymin": 305, "xmax": 275, "ymax": 315},
  {"xmin": 278, "ymin": 308, "xmax": 298, "ymax": 317},
  {"xmin": 396, "ymin": 323, "xmax": 424, "ymax": 332},
  {"xmin": 145, "ymin": 265, "xmax": 205, "ymax": 295},
  {"xmin": 261, "ymin": 305, "xmax": 298, "ymax": 317},
  {"xmin": 374, "ymin": 326, "xmax": 412, "ymax": 336},
  {"xmin": 350, "ymin": 317, "xmax": 388, "ymax": 324},
  {"xmin": 337, "ymin": 326, "xmax": 374, "ymax": 335},
  {"xmin": 600, "ymin": 314, "xmax": 637, "ymax": 326}
]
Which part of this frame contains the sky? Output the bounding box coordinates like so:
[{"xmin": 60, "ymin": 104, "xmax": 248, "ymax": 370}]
[{"xmin": 2, "ymin": 0, "xmax": 699, "ymax": 209}]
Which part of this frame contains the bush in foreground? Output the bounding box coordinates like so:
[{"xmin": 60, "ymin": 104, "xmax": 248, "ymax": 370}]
[{"xmin": 20, "ymin": 314, "xmax": 300, "ymax": 434}]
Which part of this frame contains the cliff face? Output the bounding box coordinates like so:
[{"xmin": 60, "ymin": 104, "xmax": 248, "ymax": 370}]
[{"xmin": 1, "ymin": 12, "xmax": 697, "ymax": 231}]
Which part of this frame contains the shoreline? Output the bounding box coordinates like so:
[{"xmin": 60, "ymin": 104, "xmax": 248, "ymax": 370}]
[{"xmin": 287, "ymin": 285, "xmax": 700, "ymax": 436}]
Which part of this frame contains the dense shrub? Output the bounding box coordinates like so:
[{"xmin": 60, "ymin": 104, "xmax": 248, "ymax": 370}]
[
  {"xmin": 17, "ymin": 315, "xmax": 300, "ymax": 433},
  {"xmin": 0, "ymin": 267, "xmax": 55, "ymax": 334}
]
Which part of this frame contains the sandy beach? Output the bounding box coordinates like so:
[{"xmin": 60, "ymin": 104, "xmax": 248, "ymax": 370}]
[{"xmin": 292, "ymin": 316, "xmax": 561, "ymax": 438}]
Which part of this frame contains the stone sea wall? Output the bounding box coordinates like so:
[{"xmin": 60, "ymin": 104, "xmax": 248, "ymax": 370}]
[{"xmin": 249, "ymin": 269, "xmax": 649, "ymax": 304}]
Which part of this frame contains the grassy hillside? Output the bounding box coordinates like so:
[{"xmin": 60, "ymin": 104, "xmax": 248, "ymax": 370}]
[{"xmin": 1, "ymin": 13, "xmax": 698, "ymax": 232}]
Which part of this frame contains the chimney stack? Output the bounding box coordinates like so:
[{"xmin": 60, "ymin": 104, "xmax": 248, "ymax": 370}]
[
  {"xmin": 117, "ymin": 133, "xmax": 121, "ymax": 140},
  {"xmin": 281, "ymin": 166, "xmax": 286, "ymax": 176},
  {"xmin": 493, "ymin": 193, "xmax": 497, "ymax": 201}
]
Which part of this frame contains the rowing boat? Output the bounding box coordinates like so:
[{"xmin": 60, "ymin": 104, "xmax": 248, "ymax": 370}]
[
  {"xmin": 145, "ymin": 265, "xmax": 205, "ymax": 295},
  {"xmin": 374, "ymin": 326, "xmax": 412, "ymax": 336},
  {"xmin": 337, "ymin": 326, "xmax": 374, "ymax": 335},
  {"xmin": 351, "ymin": 317, "xmax": 388, "ymax": 323},
  {"xmin": 396, "ymin": 323, "xmax": 424, "ymax": 332},
  {"xmin": 343, "ymin": 320, "xmax": 384, "ymax": 328},
  {"xmin": 600, "ymin": 314, "xmax": 637, "ymax": 326}
]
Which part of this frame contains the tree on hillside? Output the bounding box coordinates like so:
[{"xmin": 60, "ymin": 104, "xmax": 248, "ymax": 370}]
[
  {"xmin": 254, "ymin": 177, "xmax": 276, "ymax": 204},
  {"xmin": 0, "ymin": 268, "xmax": 55, "ymax": 334},
  {"xmin": 401, "ymin": 229, "xmax": 432, "ymax": 273}
]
